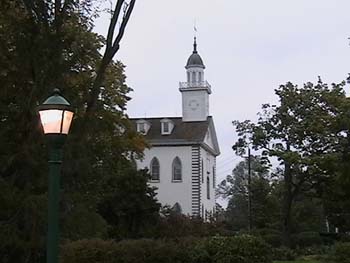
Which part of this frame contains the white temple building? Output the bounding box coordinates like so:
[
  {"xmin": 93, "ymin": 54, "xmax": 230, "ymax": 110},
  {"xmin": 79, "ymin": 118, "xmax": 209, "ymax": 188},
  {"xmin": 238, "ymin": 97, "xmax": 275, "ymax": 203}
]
[{"xmin": 132, "ymin": 38, "xmax": 220, "ymax": 218}]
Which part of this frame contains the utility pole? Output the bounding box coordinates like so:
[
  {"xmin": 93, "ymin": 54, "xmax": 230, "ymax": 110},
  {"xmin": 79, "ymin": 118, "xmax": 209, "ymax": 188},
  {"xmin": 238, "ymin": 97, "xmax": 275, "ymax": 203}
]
[{"xmin": 247, "ymin": 147, "xmax": 252, "ymax": 232}]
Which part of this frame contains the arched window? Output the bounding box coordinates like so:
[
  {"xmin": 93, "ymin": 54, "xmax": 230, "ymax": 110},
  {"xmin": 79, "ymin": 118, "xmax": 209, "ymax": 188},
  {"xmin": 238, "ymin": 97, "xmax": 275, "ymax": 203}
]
[
  {"xmin": 207, "ymin": 176, "xmax": 210, "ymax": 199},
  {"xmin": 172, "ymin": 157, "xmax": 182, "ymax": 181},
  {"xmin": 150, "ymin": 157, "xmax": 160, "ymax": 181}
]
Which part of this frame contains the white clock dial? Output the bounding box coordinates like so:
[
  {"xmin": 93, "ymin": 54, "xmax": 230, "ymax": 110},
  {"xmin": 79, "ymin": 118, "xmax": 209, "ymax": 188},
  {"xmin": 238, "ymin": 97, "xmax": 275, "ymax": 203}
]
[{"xmin": 189, "ymin": 99, "xmax": 199, "ymax": 110}]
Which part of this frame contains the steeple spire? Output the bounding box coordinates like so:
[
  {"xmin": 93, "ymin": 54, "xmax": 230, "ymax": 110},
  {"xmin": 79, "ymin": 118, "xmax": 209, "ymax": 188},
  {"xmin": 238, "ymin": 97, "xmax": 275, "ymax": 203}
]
[{"xmin": 193, "ymin": 37, "xmax": 197, "ymax": 53}]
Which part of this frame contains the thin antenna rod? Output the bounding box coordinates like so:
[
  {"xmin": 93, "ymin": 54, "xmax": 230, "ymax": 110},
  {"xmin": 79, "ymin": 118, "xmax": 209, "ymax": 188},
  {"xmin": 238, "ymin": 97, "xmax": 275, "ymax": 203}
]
[{"xmin": 247, "ymin": 147, "xmax": 252, "ymax": 232}]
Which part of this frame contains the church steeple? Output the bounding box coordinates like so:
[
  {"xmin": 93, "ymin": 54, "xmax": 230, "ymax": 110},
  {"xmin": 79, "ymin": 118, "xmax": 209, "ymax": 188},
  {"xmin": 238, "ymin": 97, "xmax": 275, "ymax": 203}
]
[{"xmin": 179, "ymin": 38, "xmax": 212, "ymax": 122}]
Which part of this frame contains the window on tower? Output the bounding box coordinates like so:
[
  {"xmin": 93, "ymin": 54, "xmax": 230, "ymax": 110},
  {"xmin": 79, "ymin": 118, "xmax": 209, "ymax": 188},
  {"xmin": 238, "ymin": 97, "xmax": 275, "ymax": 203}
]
[
  {"xmin": 207, "ymin": 176, "xmax": 210, "ymax": 199},
  {"xmin": 198, "ymin": 71, "xmax": 202, "ymax": 82},
  {"xmin": 172, "ymin": 157, "xmax": 182, "ymax": 182},
  {"xmin": 192, "ymin": 72, "xmax": 196, "ymax": 83},
  {"xmin": 213, "ymin": 166, "xmax": 216, "ymax": 188},
  {"xmin": 207, "ymin": 158, "xmax": 210, "ymax": 175}
]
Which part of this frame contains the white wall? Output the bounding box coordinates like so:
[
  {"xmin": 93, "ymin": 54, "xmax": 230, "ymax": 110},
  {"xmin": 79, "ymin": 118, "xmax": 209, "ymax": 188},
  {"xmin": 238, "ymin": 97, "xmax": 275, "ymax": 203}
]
[
  {"xmin": 200, "ymin": 146, "xmax": 216, "ymax": 220},
  {"xmin": 136, "ymin": 145, "xmax": 193, "ymax": 215},
  {"xmin": 181, "ymin": 89, "xmax": 209, "ymax": 122}
]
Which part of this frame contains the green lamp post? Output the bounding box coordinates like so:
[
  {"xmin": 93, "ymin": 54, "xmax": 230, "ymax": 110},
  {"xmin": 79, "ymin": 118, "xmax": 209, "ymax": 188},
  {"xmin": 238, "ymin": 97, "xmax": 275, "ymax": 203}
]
[{"xmin": 38, "ymin": 89, "xmax": 74, "ymax": 263}]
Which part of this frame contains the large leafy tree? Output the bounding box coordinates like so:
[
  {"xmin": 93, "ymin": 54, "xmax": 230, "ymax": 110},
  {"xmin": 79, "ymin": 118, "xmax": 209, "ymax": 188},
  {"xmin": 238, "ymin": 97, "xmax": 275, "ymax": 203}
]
[
  {"xmin": 0, "ymin": 1, "xmax": 157, "ymax": 262},
  {"xmin": 218, "ymin": 157, "xmax": 279, "ymax": 231},
  {"xmin": 232, "ymin": 79, "xmax": 348, "ymax": 246}
]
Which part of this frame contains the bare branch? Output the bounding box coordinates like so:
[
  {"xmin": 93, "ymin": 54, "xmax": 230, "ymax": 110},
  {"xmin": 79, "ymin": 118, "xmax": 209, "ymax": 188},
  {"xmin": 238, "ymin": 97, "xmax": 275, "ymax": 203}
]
[
  {"xmin": 86, "ymin": 0, "xmax": 136, "ymax": 113},
  {"xmin": 106, "ymin": 0, "xmax": 123, "ymax": 50},
  {"xmin": 111, "ymin": 0, "xmax": 135, "ymax": 55}
]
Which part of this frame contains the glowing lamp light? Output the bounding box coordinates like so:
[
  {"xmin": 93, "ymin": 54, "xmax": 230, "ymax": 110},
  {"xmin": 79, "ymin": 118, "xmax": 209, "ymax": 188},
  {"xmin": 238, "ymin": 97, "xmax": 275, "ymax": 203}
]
[{"xmin": 38, "ymin": 89, "xmax": 74, "ymax": 135}]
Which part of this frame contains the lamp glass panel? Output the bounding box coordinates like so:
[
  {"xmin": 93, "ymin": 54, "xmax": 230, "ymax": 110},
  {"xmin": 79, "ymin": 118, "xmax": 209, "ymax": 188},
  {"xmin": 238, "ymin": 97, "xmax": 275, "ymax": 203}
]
[
  {"xmin": 62, "ymin": 110, "xmax": 74, "ymax": 134},
  {"xmin": 39, "ymin": 109, "xmax": 63, "ymax": 134}
]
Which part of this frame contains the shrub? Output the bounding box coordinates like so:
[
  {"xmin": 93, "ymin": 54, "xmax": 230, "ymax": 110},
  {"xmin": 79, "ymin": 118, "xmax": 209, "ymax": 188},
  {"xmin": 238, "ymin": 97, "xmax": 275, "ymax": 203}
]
[
  {"xmin": 295, "ymin": 245, "xmax": 331, "ymax": 256},
  {"xmin": 61, "ymin": 236, "xmax": 272, "ymax": 263},
  {"xmin": 61, "ymin": 238, "xmax": 199, "ymax": 263},
  {"xmin": 251, "ymin": 228, "xmax": 283, "ymax": 247},
  {"xmin": 271, "ymin": 247, "xmax": 296, "ymax": 261},
  {"xmin": 331, "ymin": 242, "xmax": 350, "ymax": 263},
  {"xmin": 204, "ymin": 235, "xmax": 272, "ymax": 263},
  {"xmin": 293, "ymin": 231, "xmax": 323, "ymax": 248},
  {"xmin": 61, "ymin": 239, "xmax": 118, "ymax": 263},
  {"xmin": 261, "ymin": 233, "xmax": 283, "ymax": 247}
]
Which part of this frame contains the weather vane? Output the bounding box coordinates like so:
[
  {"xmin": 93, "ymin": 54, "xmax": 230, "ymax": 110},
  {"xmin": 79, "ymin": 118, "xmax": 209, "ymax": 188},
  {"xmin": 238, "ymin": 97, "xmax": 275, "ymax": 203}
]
[{"xmin": 194, "ymin": 19, "xmax": 197, "ymax": 38}]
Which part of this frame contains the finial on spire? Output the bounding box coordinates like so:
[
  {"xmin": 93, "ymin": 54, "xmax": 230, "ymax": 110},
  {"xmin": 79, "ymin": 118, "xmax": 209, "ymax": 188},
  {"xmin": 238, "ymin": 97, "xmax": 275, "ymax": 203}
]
[
  {"xmin": 194, "ymin": 19, "xmax": 197, "ymax": 37},
  {"xmin": 193, "ymin": 19, "xmax": 198, "ymax": 53},
  {"xmin": 193, "ymin": 36, "xmax": 197, "ymax": 53}
]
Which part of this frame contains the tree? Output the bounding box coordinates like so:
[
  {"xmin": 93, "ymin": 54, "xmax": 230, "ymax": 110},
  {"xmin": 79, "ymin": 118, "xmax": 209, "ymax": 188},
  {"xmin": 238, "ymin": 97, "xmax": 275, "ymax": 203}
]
[
  {"xmin": 232, "ymin": 79, "xmax": 347, "ymax": 246},
  {"xmin": 97, "ymin": 166, "xmax": 161, "ymax": 240},
  {"xmin": 218, "ymin": 157, "xmax": 279, "ymax": 231},
  {"xmin": 0, "ymin": 1, "xmax": 151, "ymax": 261}
]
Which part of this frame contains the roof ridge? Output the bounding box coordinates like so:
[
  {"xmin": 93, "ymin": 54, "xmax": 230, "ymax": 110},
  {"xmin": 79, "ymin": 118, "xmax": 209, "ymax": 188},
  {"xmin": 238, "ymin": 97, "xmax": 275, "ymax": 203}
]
[{"xmin": 130, "ymin": 116, "xmax": 182, "ymax": 120}]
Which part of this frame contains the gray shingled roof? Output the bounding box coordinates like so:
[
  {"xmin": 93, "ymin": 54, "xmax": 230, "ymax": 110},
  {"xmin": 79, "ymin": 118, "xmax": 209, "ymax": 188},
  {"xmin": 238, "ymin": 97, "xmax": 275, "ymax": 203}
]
[{"xmin": 130, "ymin": 116, "xmax": 220, "ymax": 156}]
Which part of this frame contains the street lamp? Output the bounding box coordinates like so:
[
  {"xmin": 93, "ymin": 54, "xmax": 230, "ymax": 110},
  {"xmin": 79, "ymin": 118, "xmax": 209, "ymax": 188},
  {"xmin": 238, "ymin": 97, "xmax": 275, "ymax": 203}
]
[{"xmin": 38, "ymin": 88, "xmax": 74, "ymax": 263}]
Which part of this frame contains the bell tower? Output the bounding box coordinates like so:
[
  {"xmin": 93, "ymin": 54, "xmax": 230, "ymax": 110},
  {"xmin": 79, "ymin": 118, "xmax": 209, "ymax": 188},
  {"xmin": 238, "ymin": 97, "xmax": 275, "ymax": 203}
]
[{"xmin": 179, "ymin": 37, "xmax": 211, "ymax": 122}]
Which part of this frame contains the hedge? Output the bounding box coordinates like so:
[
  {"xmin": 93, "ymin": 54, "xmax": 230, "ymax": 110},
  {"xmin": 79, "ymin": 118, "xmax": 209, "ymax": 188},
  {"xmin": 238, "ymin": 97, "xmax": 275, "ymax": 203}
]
[
  {"xmin": 61, "ymin": 235, "xmax": 272, "ymax": 263},
  {"xmin": 292, "ymin": 231, "xmax": 323, "ymax": 248},
  {"xmin": 203, "ymin": 235, "xmax": 272, "ymax": 263},
  {"xmin": 331, "ymin": 242, "xmax": 350, "ymax": 263}
]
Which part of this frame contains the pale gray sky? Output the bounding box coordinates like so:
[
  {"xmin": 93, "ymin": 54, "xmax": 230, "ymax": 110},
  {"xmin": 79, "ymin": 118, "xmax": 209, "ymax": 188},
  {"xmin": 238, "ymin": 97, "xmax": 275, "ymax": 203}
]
[{"xmin": 95, "ymin": 0, "xmax": 350, "ymax": 195}]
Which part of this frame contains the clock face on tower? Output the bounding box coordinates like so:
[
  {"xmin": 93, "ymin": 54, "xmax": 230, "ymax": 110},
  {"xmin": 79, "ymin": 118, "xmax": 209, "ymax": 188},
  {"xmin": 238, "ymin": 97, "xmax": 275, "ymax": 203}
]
[{"xmin": 188, "ymin": 99, "xmax": 199, "ymax": 111}]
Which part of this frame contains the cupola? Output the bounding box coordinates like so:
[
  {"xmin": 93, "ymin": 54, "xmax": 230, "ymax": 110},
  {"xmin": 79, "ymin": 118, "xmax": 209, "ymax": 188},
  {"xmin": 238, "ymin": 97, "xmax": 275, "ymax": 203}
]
[{"xmin": 185, "ymin": 37, "xmax": 205, "ymax": 69}]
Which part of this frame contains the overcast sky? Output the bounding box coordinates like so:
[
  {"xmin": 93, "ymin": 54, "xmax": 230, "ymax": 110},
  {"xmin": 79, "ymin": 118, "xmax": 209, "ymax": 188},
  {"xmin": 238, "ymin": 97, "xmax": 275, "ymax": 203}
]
[{"xmin": 94, "ymin": 0, "xmax": 350, "ymax": 199}]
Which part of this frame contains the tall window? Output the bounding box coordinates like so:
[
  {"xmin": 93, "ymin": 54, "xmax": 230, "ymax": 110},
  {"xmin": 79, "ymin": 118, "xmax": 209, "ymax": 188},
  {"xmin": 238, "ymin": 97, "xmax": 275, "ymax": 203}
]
[
  {"xmin": 150, "ymin": 157, "xmax": 160, "ymax": 181},
  {"xmin": 192, "ymin": 72, "xmax": 196, "ymax": 83},
  {"xmin": 187, "ymin": 72, "xmax": 190, "ymax": 82},
  {"xmin": 213, "ymin": 166, "xmax": 215, "ymax": 188},
  {"xmin": 198, "ymin": 71, "xmax": 202, "ymax": 82},
  {"xmin": 207, "ymin": 176, "xmax": 210, "ymax": 199},
  {"xmin": 172, "ymin": 157, "xmax": 182, "ymax": 181},
  {"xmin": 207, "ymin": 158, "xmax": 210, "ymax": 175}
]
